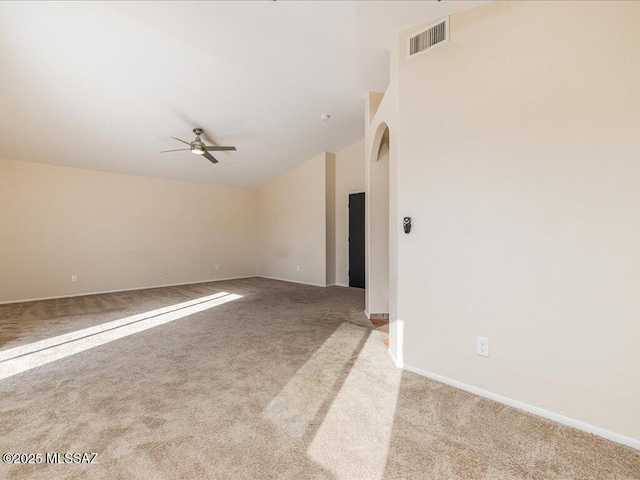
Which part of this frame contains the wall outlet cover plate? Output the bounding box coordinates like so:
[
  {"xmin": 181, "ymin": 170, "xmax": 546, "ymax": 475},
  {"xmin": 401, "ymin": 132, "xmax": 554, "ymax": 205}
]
[{"xmin": 476, "ymin": 336, "xmax": 490, "ymax": 357}]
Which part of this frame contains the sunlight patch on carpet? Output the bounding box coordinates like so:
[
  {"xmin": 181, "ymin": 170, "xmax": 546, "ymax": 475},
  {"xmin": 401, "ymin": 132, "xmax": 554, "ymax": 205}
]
[
  {"xmin": 263, "ymin": 322, "xmax": 368, "ymax": 437},
  {"xmin": 307, "ymin": 331, "xmax": 402, "ymax": 480},
  {"xmin": 0, "ymin": 291, "xmax": 242, "ymax": 380}
]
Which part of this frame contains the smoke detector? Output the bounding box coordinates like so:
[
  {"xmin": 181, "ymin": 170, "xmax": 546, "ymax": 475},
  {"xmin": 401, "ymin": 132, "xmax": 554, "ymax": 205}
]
[{"xmin": 320, "ymin": 114, "xmax": 331, "ymax": 121}]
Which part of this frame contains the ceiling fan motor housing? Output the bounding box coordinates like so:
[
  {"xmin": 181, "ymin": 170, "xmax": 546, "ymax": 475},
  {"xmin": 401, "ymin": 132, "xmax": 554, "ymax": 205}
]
[{"xmin": 190, "ymin": 128, "xmax": 205, "ymax": 153}]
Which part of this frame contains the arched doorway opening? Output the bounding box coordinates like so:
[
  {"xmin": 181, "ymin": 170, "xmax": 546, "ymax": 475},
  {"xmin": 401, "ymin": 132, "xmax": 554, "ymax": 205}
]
[{"xmin": 366, "ymin": 123, "xmax": 390, "ymax": 339}]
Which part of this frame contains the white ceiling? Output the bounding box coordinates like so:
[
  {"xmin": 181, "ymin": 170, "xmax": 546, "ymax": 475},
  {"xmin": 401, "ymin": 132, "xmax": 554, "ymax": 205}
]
[{"xmin": 0, "ymin": 1, "xmax": 483, "ymax": 188}]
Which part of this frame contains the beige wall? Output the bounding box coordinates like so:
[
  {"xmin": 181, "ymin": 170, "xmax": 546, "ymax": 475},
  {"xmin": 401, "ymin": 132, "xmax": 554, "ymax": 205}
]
[
  {"xmin": 325, "ymin": 154, "xmax": 336, "ymax": 286},
  {"xmin": 334, "ymin": 140, "xmax": 365, "ymax": 287},
  {"xmin": 257, "ymin": 152, "xmax": 328, "ymax": 286},
  {"xmin": 390, "ymin": 1, "xmax": 640, "ymax": 442},
  {"xmin": 368, "ymin": 141, "xmax": 390, "ymax": 314},
  {"xmin": 2, "ymin": 147, "xmax": 351, "ymax": 301},
  {"xmin": 0, "ymin": 158, "xmax": 258, "ymax": 303},
  {"xmin": 365, "ymin": 42, "xmax": 400, "ymax": 351}
]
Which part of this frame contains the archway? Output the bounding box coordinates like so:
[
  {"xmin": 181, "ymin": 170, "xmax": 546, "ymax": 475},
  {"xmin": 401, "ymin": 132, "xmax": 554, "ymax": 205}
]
[{"xmin": 366, "ymin": 123, "xmax": 390, "ymax": 323}]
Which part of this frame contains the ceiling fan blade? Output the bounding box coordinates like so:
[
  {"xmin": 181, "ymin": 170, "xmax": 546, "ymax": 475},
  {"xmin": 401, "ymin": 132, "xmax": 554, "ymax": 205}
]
[
  {"xmin": 171, "ymin": 137, "xmax": 191, "ymax": 145},
  {"xmin": 202, "ymin": 151, "xmax": 219, "ymax": 164},
  {"xmin": 204, "ymin": 146, "xmax": 237, "ymax": 151},
  {"xmin": 161, "ymin": 148, "xmax": 190, "ymax": 153}
]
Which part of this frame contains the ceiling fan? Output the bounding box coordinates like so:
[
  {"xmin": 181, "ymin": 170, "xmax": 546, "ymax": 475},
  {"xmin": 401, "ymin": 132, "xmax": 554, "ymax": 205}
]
[{"xmin": 161, "ymin": 128, "xmax": 236, "ymax": 164}]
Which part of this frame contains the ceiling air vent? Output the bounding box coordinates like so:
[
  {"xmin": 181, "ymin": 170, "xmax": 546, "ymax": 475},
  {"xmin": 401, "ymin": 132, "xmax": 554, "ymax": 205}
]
[{"xmin": 408, "ymin": 17, "xmax": 449, "ymax": 58}]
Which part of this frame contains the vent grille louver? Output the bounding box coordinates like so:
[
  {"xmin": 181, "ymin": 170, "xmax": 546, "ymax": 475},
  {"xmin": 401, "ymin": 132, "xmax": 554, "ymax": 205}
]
[{"xmin": 408, "ymin": 17, "xmax": 449, "ymax": 58}]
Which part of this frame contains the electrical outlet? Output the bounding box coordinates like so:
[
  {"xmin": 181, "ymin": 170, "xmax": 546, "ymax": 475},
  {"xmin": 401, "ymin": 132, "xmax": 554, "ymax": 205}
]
[
  {"xmin": 71, "ymin": 275, "xmax": 78, "ymax": 283},
  {"xmin": 476, "ymin": 336, "xmax": 490, "ymax": 357},
  {"xmin": 296, "ymin": 265, "xmax": 300, "ymax": 272},
  {"xmin": 215, "ymin": 264, "xmax": 219, "ymax": 271}
]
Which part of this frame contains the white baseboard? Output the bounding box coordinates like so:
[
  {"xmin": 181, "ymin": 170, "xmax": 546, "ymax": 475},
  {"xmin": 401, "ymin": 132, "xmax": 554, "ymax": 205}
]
[
  {"xmin": 388, "ymin": 347, "xmax": 399, "ymax": 366},
  {"xmin": 255, "ymin": 275, "xmax": 326, "ymax": 288},
  {"xmin": 1, "ymin": 275, "xmax": 339, "ymax": 305},
  {"xmin": 387, "ymin": 354, "xmax": 640, "ymax": 451},
  {"xmin": 0, "ymin": 275, "xmax": 258, "ymax": 305}
]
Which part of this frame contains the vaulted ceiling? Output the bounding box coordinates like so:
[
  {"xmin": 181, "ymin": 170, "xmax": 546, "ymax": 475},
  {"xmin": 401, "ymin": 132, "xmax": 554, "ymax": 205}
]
[{"xmin": 0, "ymin": 1, "xmax": 483, "ymax": 187}]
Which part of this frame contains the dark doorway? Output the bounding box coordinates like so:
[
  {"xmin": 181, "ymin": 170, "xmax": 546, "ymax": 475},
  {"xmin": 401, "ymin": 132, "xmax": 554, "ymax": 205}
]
[{"xmin": 349, "ymin": 192, "xmax": 365, "ymax": 288}]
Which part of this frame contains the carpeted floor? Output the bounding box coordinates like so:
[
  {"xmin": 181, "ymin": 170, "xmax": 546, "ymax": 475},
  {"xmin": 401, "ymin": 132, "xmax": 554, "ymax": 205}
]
[{"xmin": 0, "ymin": 277, "xmax": 638, "ymax": 479}]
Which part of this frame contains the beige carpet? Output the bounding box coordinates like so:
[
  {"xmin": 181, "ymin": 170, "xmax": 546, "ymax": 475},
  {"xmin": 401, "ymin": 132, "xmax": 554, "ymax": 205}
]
[{"xmin": 0, "ymin": 278, "xmax": 638, "ymax": 479}]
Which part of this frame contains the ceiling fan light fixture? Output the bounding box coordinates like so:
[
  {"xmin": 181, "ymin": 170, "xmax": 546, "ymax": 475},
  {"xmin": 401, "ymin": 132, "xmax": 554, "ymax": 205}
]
[{"xmin": 161, "ymin": 129, "xmax": 234, "ymax": 165}]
